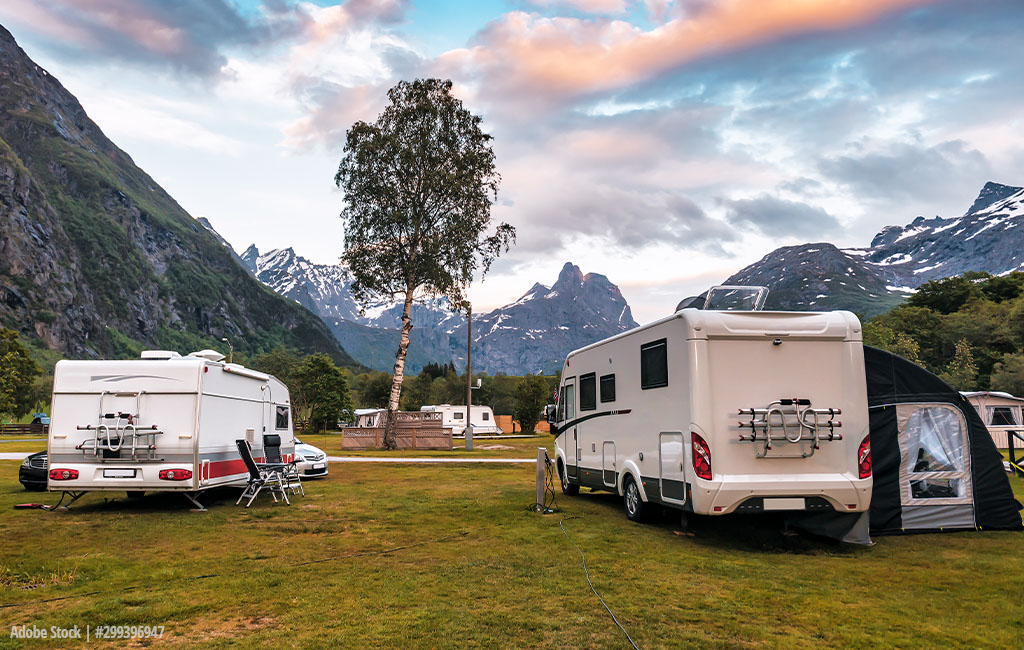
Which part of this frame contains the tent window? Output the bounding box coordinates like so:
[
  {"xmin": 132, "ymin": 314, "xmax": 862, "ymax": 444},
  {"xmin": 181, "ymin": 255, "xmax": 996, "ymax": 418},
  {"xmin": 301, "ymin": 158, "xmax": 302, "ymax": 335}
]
[
  {"xmin": 901, "ymin": 405, "xmax": 971, "ymax": 504},
  {"xmin": 579, "ymin": 373, "xmax": 597, "ymax": 412},
  {"xmin": 986, "ymin": 406, "xmax": 1019, "ymax": 426}
]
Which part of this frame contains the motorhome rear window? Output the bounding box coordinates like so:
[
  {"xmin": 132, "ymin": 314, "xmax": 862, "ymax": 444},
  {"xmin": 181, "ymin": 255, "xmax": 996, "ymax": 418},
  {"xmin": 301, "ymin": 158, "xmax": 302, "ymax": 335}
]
[
  {"xmin": 600, "ymin": 374, "xmax": 616, "ymax": 402},
  {"xmin": 275, "ymin": 405, "xmax": 289, "ymax": 430},
  {"xmin": 640, "ymin": 339, "xmax": 668, "ymax": 389},
  {"xmin": 579, "ymin": 373, "xmax": 596, "ymax": 411}
]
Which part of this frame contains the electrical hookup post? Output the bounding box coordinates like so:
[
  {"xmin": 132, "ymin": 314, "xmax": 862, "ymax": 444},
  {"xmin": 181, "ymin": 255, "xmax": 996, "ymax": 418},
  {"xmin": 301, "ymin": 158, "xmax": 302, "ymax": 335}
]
[{"xmin": 532, "ymin": 447, "xmax": 556, "ymax": 514}]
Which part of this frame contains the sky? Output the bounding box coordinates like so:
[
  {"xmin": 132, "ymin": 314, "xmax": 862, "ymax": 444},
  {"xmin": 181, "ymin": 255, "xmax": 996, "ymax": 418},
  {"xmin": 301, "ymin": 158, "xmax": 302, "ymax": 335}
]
[{"xmin": 1, "ymin": 0, "xmax": 1023, "ymax": 323}]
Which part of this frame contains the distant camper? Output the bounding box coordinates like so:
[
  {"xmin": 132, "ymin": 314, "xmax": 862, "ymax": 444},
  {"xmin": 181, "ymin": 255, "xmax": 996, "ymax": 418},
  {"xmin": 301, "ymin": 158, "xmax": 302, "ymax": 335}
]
[
  {"xmin": 46, "ymin": 349, "xmax": 295, "ymax": 508},
  {"xmin": 962, "ymin": 391, "xmax": 1024, "ymax": 448},
  {"xmin": 353, "ymin": 408, "xmax": 386, "ymax": 428},
  {"xmin": 551, "ymin": 305, "xmax": 873, "ymax": 524},
  {"xmin": 420, "ymin": 404, "xmax": 502, "ymax": 436}
]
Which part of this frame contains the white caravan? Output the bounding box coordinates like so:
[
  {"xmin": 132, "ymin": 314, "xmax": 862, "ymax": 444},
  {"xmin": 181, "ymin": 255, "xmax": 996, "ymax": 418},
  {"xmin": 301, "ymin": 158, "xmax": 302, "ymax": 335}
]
[
  {"xmin": 46, "ymin": 350, "xmax": 295, "ymax": 509},
  {"xmin": 420, "ymin": 405, "xmax": 502, "ymax": 435},
  {"xmin": 552, "ymin": 307, "xmax": 872, "ymax": 523}
]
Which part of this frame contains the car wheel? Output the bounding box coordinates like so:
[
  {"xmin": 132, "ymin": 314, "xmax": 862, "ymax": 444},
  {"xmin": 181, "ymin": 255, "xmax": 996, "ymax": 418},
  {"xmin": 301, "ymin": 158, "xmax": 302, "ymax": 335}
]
[
  {"xmin": 623, "ymin": 476, "xmax": 648, "ymax": 522},
  {"xmin": 559, "ymin": 461, "xmax": 579, "ymax": 496}
]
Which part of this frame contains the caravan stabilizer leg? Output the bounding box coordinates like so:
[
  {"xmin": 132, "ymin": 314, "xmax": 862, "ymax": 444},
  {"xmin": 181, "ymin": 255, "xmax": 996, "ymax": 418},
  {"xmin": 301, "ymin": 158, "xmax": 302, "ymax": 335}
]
[
  {"xmin": 46, "ymin": 491, "xmax": 86, "ymax": 511},
  {"xmin": 183, "ymin": 492, "xmax": 207, "ymax": 512}
]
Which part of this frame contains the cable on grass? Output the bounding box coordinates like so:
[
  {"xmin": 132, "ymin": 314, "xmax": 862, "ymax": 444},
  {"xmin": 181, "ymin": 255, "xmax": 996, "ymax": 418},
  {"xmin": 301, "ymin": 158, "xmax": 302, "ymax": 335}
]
[{"xmin": 559, "ymin": 516, "xmax": 642, "ymax": 650}]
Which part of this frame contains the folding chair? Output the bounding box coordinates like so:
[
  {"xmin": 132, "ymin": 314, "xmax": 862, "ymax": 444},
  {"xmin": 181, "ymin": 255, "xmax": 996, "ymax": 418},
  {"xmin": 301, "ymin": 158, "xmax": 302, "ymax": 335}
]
[
  {"xmin": 235, "ymin": 439, "xmax": 289, "ymax": 507},
  {"xmin": 263, "ymin": 434, "xmax": 304, "ymax": 497}
]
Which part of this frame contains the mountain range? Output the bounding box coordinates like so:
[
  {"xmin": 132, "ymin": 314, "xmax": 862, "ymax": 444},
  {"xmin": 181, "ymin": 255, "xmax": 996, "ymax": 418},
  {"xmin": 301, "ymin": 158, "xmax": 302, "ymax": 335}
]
[
  {"xmin": 240, "ymin": 244, "xmax": 638, "ymax": 374},
  {"xmin": 0, "ymin": 25, "xmax": 353, "ymax": 364},
  {"xmin": 724, "ymin": 181, "xmax": 1024, "ymax": 316}
]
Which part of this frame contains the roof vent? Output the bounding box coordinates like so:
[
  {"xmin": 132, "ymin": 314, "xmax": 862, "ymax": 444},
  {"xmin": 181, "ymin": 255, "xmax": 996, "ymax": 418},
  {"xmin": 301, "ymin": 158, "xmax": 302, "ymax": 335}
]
[
  {"xmin": 140, "ymin": 350, "xmax": 182, "ymax": 360},
  {"xmin": 190, "ymin": 349, "xmax": 226, "ymax": 362}
]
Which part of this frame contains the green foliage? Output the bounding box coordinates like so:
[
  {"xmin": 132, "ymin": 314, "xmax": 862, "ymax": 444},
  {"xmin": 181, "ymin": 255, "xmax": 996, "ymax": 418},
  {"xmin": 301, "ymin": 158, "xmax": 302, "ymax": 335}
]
[
  {"xmin": 250, "ymin": 348, "xmax": 302, "ymax": 384},
  {"xmin": 990, "ymin": 353, "xmax": 1024, "ymax": 396},
  {"xmin": 357, "ymin": 372, "xmax": 393, "ymax": 409},
  {"xmin": 0, "ymin": 328, "xmax": 41, "ymax": 420},
  {"xmin": 866, "ymin": 272, "xmax": 1024, "ymax": 390},
  {"xmin": 512, "ymin": 375, "xmax": 552, "ymax": 434},
  {"xmin": 938, "ymin": 339, "xmax": 978, "ymax": 390},
  {"xmin": 291, "ymin": 354, "xmax": 354, "ymax": 432}
]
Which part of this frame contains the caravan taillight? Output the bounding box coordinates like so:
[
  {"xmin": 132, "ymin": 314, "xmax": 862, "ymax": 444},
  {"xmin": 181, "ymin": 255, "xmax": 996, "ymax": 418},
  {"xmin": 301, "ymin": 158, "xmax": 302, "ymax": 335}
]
[
  {"xmin": 691, "ymin": 432, "xmax": 712, "ymax": 480},
  {"xmin": 858, "ymin": 435, "xmax": 872, "ymax": 479},
  {"xmin": 159, "ymin": 469, "xmax": 193, "ymax": 481},
  {"xmin": 49, "ymin": 469, "xmax": 78, "ymax": 480}
]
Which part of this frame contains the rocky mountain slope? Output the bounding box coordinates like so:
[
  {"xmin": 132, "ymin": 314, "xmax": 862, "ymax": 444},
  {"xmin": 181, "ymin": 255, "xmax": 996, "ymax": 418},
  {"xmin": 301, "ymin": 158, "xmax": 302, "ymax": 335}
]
[
  {"xmin": 0, "ymin": 24, "xmax": 354, "ymax": 363},
  {"xmin": 724, "ymin": 182, "xmax": 1024, "ymax": 316},
  {"xmin": 241, "ymin": 245, "xmax": 638, "ymax": 374}
]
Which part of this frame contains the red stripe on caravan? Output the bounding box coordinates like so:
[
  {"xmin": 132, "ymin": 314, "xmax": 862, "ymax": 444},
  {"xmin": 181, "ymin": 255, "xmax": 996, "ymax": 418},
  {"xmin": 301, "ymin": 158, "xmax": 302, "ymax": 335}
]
[{"xmin": 205, "ymin": 456, "xmax": 276, "ymax": 479}]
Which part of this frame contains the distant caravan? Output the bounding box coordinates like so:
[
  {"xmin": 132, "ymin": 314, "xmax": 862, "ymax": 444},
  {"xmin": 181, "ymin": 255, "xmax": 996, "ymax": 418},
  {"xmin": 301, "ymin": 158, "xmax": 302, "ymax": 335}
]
[
  {"xmin": 46, "ymin": 350, "xmax": 295, "ymax": 509},
  {"xmin": 420, "ymin": 405, "xmax": 502, "ymax": 436},
  {"xmin": 551, "ymin": 287, "xmax": 873, "ymax": 525}
]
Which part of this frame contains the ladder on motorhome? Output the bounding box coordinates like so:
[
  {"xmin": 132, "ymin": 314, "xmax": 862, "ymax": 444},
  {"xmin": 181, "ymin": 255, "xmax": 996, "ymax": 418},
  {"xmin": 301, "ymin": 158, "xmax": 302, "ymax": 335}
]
[
  {"xmin": 75, "ymin": 391, "xmax": 165, "ymax": 461},
  {"xmin": 736, "ymin": 398, "xmax": 843, "ymax": 458}
]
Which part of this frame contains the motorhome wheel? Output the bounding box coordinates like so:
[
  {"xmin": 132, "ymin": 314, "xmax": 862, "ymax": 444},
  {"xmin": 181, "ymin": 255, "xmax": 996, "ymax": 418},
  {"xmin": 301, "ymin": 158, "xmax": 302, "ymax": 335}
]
[
  {"xmin": 559, "ymin": 461, "xmax": 579, "ymax": 496},
  {"xmin": 623, "ymin": 476, "xmax": 647, "ymax": 522}
]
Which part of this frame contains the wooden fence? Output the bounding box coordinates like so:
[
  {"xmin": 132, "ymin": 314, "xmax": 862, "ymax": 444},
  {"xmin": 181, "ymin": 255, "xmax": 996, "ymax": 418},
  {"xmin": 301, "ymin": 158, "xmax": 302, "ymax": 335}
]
[
  {"xmin": 494, "ymin": 415, "xmax": 549, "ymax": 434},
  {"xmin": 341, "ymin": 411, "xmax": 451, "ymax": 450},
  {"xmin": 0, "ymin": 423, "xmax": 48, "ymax": 436}
]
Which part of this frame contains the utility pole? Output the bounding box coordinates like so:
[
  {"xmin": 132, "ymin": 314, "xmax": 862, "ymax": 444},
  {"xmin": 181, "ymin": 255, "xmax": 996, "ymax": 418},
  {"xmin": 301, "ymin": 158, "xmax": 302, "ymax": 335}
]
[{"xmin": 465, "ymin": 302, "xmax": 473, "ymax": 451}]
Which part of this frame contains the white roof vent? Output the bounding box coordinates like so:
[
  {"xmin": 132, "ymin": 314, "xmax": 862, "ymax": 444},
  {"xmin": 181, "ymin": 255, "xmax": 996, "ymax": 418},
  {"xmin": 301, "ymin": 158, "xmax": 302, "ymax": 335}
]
[
  {"xmin": 190, "ymin": 349, "xmax": 226, "ymax": 362},
  {"xmin": 140, "ymin": 350, "xmax": 182, "ymax": 360}
]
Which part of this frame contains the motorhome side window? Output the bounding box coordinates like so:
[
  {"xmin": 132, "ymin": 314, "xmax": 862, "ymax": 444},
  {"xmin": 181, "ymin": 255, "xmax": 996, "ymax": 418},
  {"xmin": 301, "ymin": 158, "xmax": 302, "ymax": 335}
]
[
  {"xmin": 600, "ymin": 374, "xmax": 616, "ymax": 402},
  {"xmin": 565, "ymin": 383, "xmax": 576, "ymax": 420},
  {"xmin": 579, "ymin": 373, "xmax": 596, "ymax": 411},
  {"xmin": 556, "ymin": 386, "xmax": 566, "ymax": 421},
  {"xmin": 640, "ymin": 339, "xmax": 668, "ymax": 389},
  {"xmin": 275, "ymin": 405, "xmax": 289, "ymax": 430}
]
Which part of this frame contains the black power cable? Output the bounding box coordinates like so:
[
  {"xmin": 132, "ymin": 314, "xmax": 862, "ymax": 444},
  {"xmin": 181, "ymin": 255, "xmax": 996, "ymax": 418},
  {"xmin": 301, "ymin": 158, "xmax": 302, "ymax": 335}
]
[
  {"xmin": 527, "ymin": 450, "xmax": 558, "ymax": 513},
  {"xmin": 559, "ymin": 517, "xmax": 642, "ymax": 650}
]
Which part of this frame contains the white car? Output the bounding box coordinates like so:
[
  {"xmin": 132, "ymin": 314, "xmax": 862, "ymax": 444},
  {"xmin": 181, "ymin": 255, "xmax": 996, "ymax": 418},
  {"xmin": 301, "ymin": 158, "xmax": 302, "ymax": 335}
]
[{"xmin": 294, "ymin": 438, "xmax": 328, "ymax": 478}]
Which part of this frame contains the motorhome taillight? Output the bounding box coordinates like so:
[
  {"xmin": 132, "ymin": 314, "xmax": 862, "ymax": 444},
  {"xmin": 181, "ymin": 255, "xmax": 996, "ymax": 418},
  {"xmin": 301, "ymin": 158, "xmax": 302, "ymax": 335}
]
[
  {"xmin": 691, "ymin": 432, "xmax": 712, "ymax": 480},
  {"xmin": 858, "ymin": 435, "xmax": 872, "ymax": 479},
  {"xmin": 159, "ymin": 469, "xmax": 192, "ymax": 481},
  {"xmin": 49, "ymin": 469, "xmax": 78, "ymax": 480}
]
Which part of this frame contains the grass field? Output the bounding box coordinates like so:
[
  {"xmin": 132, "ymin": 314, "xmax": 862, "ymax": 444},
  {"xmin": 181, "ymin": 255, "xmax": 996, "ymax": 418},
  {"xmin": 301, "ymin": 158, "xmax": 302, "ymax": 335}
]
[{"xmin": 0, "ymin": 456, "xmax": 1021, "ymax": 649}]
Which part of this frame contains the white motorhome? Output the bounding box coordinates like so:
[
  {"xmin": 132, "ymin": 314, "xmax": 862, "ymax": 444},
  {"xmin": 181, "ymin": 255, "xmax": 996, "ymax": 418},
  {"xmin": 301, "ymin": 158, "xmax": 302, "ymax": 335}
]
[
  {"xmin": 46, "ymin": 349, "xmax": 295, "ymax": 509},
  {"xmin": 552, "ymin": 303, "xmax": 872, "ymax": 523},
  {"xmin": 420, "ymin": 404, "xmax": 502, "ymax": 435}
]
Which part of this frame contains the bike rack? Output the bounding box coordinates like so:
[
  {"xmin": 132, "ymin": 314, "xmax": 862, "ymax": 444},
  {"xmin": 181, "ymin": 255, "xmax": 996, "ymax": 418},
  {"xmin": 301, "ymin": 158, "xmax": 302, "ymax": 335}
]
[
  {"xmin": 736, "ymin": 398, "xmax": 843, "ymax": 458},
  {"xmin": 74, "ymin": 391, "xmax": 164, "ymax": 461}
]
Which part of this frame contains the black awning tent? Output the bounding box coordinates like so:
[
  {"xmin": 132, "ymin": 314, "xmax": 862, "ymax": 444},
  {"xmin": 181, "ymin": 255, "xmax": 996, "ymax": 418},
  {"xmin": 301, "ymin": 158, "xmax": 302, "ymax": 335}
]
[{"xmin": 865, "ymin": 345, "xmax": 1022, "ymax": 534}]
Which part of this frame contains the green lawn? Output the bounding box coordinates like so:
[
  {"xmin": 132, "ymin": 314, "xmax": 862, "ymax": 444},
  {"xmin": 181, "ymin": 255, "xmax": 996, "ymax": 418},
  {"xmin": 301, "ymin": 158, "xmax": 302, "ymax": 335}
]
[
  {"xmin": 0, "ymin": 460, "xmax": 1021, "ymax": 649},
  {"xmin": 297, "ymin": 432, "xmax": 552, "ymax": 458}
]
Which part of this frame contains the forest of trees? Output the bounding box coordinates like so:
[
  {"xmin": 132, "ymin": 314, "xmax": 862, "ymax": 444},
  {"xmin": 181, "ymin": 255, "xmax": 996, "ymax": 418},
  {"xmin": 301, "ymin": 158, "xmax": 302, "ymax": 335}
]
[{"xmin": 864, "ymin": 271, "xmax": 1024, "ymax": 393}]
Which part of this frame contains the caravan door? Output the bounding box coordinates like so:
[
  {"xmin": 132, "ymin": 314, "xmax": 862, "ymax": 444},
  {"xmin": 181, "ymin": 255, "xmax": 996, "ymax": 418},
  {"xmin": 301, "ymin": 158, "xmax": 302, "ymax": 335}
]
[
  {"xmin": 659, "ymin": 432, "xmax": 687, "ymax": 506},
  {"xmin": 560, "ymin": 378, "xmax": 578, "ymax": 479}
]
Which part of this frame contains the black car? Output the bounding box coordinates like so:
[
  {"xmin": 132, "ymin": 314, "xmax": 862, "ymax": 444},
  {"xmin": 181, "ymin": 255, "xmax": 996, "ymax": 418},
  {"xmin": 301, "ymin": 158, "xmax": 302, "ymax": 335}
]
[{"xmin": 19, "ymin": 451, "xmax": 47, "ymax": 491}]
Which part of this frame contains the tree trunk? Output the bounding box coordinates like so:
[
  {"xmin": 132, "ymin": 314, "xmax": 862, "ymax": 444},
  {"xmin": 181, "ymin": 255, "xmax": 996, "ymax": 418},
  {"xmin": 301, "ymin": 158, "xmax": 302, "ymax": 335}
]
[{"xmin": 384, "ymin": 286, "xmax": 415, "ymax": 449}]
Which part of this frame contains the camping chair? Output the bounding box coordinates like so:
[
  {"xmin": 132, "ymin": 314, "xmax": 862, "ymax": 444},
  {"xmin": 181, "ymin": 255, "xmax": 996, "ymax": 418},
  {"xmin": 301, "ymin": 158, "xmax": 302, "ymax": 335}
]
[
  {"xmin": 263, "ymin": 434, "xmax": 303, "ymax": 497},
  {"xmin": 235, "ymin": 439, "xmax": 289, "ymax": 507}
]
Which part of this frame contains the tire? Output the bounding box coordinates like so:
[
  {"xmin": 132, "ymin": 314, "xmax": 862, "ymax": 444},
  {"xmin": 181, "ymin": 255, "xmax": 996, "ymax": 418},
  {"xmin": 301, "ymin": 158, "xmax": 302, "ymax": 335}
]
[
  {"xmin": 559, "ymin": 461, "xmax": 580, "ymax": 496},
  {"xmin": 623, "ymin": 475, "xmax": 648, "ymax": 522}
]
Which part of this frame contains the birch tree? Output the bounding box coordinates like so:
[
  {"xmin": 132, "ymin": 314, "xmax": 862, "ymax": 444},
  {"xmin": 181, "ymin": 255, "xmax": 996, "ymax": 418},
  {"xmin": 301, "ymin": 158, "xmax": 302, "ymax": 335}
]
[{"xmin": 335, "ymin": 79, "xmax": 514, "ymax": 448}]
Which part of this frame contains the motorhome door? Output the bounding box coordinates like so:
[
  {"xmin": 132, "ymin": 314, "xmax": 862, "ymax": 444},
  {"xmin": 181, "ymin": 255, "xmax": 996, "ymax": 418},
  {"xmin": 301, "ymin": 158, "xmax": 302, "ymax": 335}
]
[
  {"xmin": 659, "ymin": 432, "xmax": 687, "ymax": 506},
  {"xmin": 560, "ymin": 378, "xmax": 578, "ymax": 479}
]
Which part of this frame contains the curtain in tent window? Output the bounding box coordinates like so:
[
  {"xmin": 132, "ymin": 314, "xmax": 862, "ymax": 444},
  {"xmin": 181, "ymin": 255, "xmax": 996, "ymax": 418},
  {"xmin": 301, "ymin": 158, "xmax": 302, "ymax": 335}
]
[{"xmin": 897, "ymin": 404, "xmax": 972, "ymax": 505}]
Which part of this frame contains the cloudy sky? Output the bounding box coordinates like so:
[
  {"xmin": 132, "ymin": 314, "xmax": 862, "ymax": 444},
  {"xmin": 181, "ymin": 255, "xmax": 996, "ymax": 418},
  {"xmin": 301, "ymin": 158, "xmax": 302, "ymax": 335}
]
[{"xmin": 2, "ymin": 0, "xmax": 1022, "ymax": 323}]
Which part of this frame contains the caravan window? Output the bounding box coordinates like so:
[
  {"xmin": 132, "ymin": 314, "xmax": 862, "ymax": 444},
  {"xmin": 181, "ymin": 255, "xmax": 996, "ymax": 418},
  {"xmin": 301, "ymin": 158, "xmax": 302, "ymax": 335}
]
[
  {"xmin": 900, "ymin": 404, "xmax": 971, "ymax": 503},
  {"xmin": 600, "ymin": 374, "xmax": 616, "ymax": 403},
  {"xmin": 640, "ymin": 339, "xmax": 668, "ymax": 389},
  {"xmin": 453, "ymin": 412, "xmax": 464, "ymax": 420},
  {"xmin": 275, "ymin": 405, "xmax": 289, "ymax": 430},
  {"xmin": 482, "ymin": 412, "xmax": 489, "ymax": 421},
  {"xmin": 987, "ymin": 406, "xmax": 1018, "ymax": 426},
  {"xmin": 579, "ymin": 373, "xmax": 596, "ymax": 411}
]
